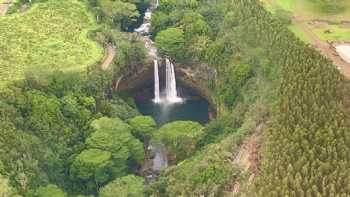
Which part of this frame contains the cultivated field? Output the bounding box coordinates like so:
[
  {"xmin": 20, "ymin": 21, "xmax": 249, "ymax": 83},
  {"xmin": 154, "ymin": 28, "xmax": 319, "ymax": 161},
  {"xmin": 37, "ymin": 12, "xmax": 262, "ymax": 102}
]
[
  {"xmin": 261, "ymin": 0, "xmax": 350, "ymax": 41},
  {"xmin": 0, "ymin": 0, "xmax": 103, "ymax": 87},
  {"xmin": 261, "ymin": 0, "xmax": 350, "ymax": 77}
]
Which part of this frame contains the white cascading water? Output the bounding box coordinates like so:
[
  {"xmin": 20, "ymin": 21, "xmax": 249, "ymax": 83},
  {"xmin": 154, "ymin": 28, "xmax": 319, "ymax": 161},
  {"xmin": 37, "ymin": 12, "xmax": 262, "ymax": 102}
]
[
  {"xmin": 152, "ymin": 143, "xmax": 168, "ymax": 171},
  {"xmin": 153, "ymin": 60, "xmax": 161, "ymax": 103},
  {"xmin": 165, "ymin": 58, "xmax": 182, "ymax": 103}
]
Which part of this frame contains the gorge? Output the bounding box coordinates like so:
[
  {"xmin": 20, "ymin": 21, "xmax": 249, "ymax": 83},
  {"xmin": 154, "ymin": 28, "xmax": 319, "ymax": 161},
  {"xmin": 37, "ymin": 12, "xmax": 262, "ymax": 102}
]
[
  {"xmin": 2, "ymin": 0, "xmax": 349, "ymax": 196},
  {"xmin": 132, "ymin": 1, "xmax": 210, "ymax": 178}
]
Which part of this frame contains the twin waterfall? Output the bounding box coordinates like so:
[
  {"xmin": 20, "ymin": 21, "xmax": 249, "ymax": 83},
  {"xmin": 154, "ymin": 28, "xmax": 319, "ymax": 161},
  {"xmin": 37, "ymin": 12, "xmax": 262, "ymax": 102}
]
[
  {"xmin": 153, "ymin": 58, "xmax": 182, "ymax": 103},
  {"xmin": 135, "ymin": 0, "xmax": 182, "ymax": 104}
]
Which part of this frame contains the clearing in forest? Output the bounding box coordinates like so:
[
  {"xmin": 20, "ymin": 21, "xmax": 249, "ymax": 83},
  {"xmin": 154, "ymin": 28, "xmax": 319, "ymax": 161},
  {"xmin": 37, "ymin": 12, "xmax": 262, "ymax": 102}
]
[
  {"xmin": 0, "ymin": 0, "xmax": 103, "ymax": 87},
  {"xmin": 261, "ymin": 0, "xmax": 350, "ymax": 77},
  {"xmin": 261, "ymin": 0, "xmax": 350, "ymax": 41}
]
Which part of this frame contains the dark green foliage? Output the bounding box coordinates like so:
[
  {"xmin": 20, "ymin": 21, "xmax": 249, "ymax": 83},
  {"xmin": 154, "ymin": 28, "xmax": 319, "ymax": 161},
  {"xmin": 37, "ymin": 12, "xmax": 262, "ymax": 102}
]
[
  {"xmin": 155, "ymin": 28, "xmax": 186, "ymax": 61},
  {"xmin": 113, "ymin": 35, "xmax": 147, "ymax": 76},
  {"xmin": 128, "ymin": 115, "xmax": 156, "ymax": 140},
  {"xmin": 99, "ymin": 98, "xmax": 139, "ymax": 120},
  {"xmin": 0, "ymin": 66, "xmax": 141, "ymax": 195},
  {"xmin": 197, "ymin": 115, "xmax": 238, "ymax": 148},
  {"xmin": 274, "ymin": 9, "xmax": 293, "ymax": 25},
  {"xmin": 70, "ymin": 117, "xmax": 144, "ymax": 193},
  {"xmin": 70, "ymin": 149, "xmax": 113, "ymax": 191},
  {"xmin": 148, "ymin": 134, "xmax": 243, "ymax": 197},
  {"xmin": 86, "ymin": 118, "xmax": 144, "ymax": 166},
  {"xmin": 153, "ymin": 121, "xmax": 203, "ymax": 164},
  {"xmin": 2, "ymin": 0, "xmax": 350, "ymax": 196},
  {"xmin": 34, "ymin": 185, "xmax": 67, "ymax": 197},
  {"xmin": 99, "ymin": 175, "xmax": 145, "ymax": 197},
  {"xmin": 150, "ymin": 11, "xmax": 172, "ymax": 37},
  {"xmin": 95, "ymin": 0, "xmax": 140, "ymax": 31},
  {"xmin": 218, "ymin": 63, "xmax": 253, "ymax": 107},
  {"xmin": 0, "ymin": 0, "xmax": 148, "ymax": 196},
  {"xmin": 215, "ymin": 0, "xmax": 350, "ymax": 196}
]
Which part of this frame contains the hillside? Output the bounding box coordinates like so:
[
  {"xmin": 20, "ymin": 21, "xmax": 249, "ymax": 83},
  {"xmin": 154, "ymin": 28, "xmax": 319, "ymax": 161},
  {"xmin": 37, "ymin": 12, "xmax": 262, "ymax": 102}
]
[
  {"xmin": 0, "ymin": 0, "xmax": 349, "ymax": 196},
  {"xmin": 0, "ymin": 0, "xmax": 103, "ymax": 87}
]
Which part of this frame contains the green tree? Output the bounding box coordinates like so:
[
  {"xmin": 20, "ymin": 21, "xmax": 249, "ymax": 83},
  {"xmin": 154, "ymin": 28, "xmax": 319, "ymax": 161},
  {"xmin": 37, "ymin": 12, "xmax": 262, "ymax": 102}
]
[
  {"xmin": 155, "ymin": 27, "xmax": 185, "ymax": 60},
  {"xmin": 0, "ymin": 175, "xmax": 20, "ymax": 197},
  {"xmin": 148, "ymin": 135, "xmax": 241, "ymax": 197},
  {"xmin": 99, "ymin": 175, "xmax": 144, "ymax": 197},
  {"xmin": 128, "ymin": 116, "xmax": 156, "ymax": 140},
  {"xmin": 34, "ymin": 185, "xmax": 67, "ymax": 197},
  {"xmin": 87, "ymin": 117, "xmax": 144, "ymax": 172},
  {"xmin": 150, "ymin": 11, "xmax": 172, "ymax": 37},
  {"xmin": 154, "ymin": 121, "xmax": 203, "ymax": 164},
  {"xmin": 70, "ymin": 149, "xmax": 113, "ymax": 192},
  {"xmin": 180, "ymin": 12, "xmax": 212, "ymax": 40},
  {"xmin": 97, "ymin": 0, "xmax": 140, "ymax": 31}
]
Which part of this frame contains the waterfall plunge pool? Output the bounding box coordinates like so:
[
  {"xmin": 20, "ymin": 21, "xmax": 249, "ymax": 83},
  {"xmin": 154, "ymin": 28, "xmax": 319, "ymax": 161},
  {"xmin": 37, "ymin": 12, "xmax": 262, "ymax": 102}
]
[
  {"xmin": 136, "ymin": 99, "xmax": 209, "ymax": 126},
  {"xmin": 134, "ymin": 80, "xmax": 210, "ymax": 181},
  {"xmin": 133, "ymin": 67, "xmax": 210, "ymax": 126}
]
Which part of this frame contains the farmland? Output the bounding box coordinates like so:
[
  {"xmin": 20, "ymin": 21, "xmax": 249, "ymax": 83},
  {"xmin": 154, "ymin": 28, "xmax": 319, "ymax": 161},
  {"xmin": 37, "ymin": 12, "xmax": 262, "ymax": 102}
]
[
  {"xmin": 261, "ymin": 0, "xmax": 350, "ymax": 20},
  {"xmin": 261, "ymin": 0, "xmax": 350, "ymax": 41},
  {"xmin": 0, "ymin": 0, "xmax": 103, "ymax": 87}
]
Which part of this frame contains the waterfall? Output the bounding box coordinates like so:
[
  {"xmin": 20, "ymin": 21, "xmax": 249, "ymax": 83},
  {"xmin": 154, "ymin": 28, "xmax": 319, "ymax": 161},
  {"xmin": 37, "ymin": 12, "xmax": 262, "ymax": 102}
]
[
  {"xmin": 152, "ymin": 143, "xmax": 168, "ymax": 171},
  {"xmin": 165, "ymin": 58, "xmax": 182, "ymax": 103},
  {"xmin": 153, "ymin": 60, "xmax": 161, "ymax": 103}
]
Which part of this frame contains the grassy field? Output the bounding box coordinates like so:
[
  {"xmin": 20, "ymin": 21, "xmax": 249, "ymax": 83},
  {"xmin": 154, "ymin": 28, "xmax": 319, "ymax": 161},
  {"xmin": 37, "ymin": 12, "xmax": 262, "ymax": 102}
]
[
  {"xmin": 261, "ymin": 0, "xmax": 350, "ymax": 20},
  {"xmin": 261, "ymin": 0, "xmax": 350, "ymax": 42},
  {"xmin": 0, "ymin": 0, "xmax": 103, "ymax": 87},
  {"xmin": 313, "ymin": 25, "xmax": 350, "ymax": 41}
]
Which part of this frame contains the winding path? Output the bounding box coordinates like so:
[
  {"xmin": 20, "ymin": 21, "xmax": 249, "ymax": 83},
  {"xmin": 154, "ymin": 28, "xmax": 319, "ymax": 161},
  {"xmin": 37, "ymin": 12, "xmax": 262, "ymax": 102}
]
[
  {"xmin": 0, "ymin": 0, "xmax": 12, "ymax": 15},
  {"xmin": 101, "ymin": 45, "xmax": 116, "ymax": 70}
]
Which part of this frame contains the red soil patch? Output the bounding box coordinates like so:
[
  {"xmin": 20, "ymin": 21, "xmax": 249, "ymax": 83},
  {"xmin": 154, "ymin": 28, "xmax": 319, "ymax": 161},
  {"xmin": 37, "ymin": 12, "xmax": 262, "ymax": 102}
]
[
  {"xmin": 0, "ymin": 0, "xmax": 12, "ymax": 15},
  {"xmin": 101, "ymin": 45, "xmax": 116, "ymax": 70}
]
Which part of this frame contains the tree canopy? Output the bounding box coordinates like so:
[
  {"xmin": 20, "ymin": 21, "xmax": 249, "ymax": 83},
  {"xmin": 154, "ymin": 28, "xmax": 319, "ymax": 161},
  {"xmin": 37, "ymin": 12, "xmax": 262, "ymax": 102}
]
[
  {"xmin": 155, "ymin": 27, "xmax": 185, "ymax": 60},
  {"xmin": 154, "ymin": 121, "xmax": 203, "ymax": 164},
  {"xmin": 99, "ymin": 175, "xmax": 144, "ymax": 197}
]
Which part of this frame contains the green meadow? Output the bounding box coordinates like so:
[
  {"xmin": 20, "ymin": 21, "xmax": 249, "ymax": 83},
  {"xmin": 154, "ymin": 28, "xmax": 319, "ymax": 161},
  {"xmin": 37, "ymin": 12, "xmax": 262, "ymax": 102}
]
[
  {"xmin": 261, "ymin": 0, "xmax": 350, "ymax": 42},
  {"xmin": 314, "ymin": 24, "xmax": 350, "ymax": 41},
  {"xmin": 0, "ymin": 0, "xmax": 103, "ymax": 86},
  {"xmin": 261, "ymin": 0, "xmax": 350, "ymax": 20}
]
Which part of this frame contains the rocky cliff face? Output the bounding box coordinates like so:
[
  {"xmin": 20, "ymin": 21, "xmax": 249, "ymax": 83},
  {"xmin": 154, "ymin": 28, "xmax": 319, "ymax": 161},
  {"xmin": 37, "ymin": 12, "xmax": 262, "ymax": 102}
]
[
  {"xmin": 175, "ymin": 61, "xmax": 217, "ymax": 117},
  {"xmin": 116, "ymin": 59, "xmax": 217, "ymax": 117}
]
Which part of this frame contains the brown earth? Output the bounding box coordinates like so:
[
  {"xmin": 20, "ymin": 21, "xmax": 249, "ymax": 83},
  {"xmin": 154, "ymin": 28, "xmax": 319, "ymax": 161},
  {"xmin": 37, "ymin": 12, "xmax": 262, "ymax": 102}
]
[
  {"xmin": 226, "ymin": 123, "xmax": 264, "ymax": 196},
  {"xmin": 101, "ymin": 45, "xmax": 116, "ymax": 70},
  {"xmin": 0, "ymin": 0, "xmax": 12, "ymax": 15},
  {"xmin": 293, "ymin": 16, "xmax": 350, "ymax": 78}
]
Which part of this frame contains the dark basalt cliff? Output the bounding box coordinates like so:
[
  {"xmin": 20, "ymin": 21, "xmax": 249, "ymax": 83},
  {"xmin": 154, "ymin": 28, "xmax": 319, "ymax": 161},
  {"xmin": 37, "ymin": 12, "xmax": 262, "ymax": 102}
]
[{"xmin": 116, "ymin": 59, "xmax": 217, "ymax": 118}]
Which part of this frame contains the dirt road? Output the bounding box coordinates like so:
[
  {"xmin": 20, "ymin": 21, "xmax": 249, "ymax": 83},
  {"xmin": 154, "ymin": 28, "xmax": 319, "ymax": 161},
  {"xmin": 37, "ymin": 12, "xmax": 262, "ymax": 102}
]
[
  {"xmin": 101, "ymin": 45, "xmax": 116, "ymax": 70},
  {"xmin": 293, "ymin": 17, "xmax": 350, "ymax": 77},
  {"xmin": 0, "ymin": 0, "xmax": 12, "ymax": 15}
]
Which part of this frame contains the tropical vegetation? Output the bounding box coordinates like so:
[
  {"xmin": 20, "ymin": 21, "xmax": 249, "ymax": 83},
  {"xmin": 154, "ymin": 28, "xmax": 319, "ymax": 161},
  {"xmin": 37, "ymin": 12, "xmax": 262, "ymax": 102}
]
[{"xmin": 0, "ymin": 0, "xmax": 349, "ymax": 196}]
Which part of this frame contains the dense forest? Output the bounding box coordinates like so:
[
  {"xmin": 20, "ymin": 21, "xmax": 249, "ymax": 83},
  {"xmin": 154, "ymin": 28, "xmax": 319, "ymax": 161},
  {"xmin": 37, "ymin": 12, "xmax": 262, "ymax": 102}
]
[{"xmin": 0, "ymin": 0, "xmax": 349, "ymax": 196}]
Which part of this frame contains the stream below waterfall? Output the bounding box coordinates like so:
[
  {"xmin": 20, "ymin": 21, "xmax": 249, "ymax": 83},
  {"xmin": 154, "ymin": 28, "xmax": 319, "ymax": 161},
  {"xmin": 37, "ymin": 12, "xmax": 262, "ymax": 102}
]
[{"xmin": 134, "ymin": 0, "xmax": 209, "ymax": 182}]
